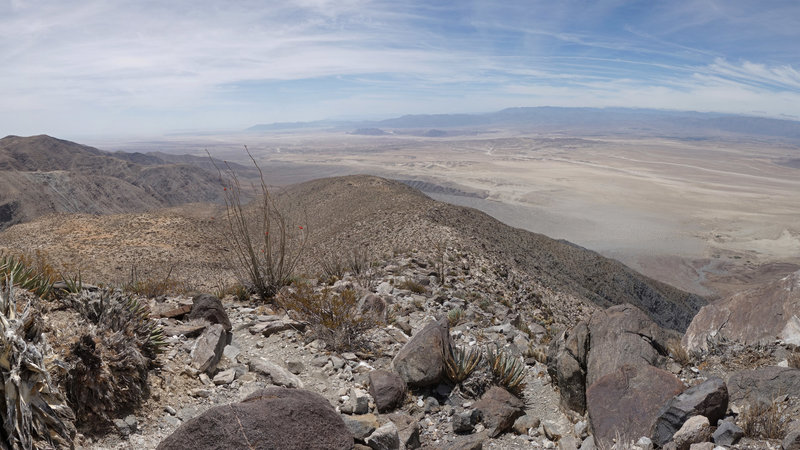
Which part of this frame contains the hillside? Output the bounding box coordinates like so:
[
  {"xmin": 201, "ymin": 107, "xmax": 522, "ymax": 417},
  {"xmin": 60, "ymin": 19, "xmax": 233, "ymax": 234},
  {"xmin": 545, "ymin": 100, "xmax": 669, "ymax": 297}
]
[
  {"xmin": 1, "ymin": 174, "xmax": 705, "ymax": 331},
  {"xmin": 0, "ymin": 135, "xmax": 231, "ymax": 229}
]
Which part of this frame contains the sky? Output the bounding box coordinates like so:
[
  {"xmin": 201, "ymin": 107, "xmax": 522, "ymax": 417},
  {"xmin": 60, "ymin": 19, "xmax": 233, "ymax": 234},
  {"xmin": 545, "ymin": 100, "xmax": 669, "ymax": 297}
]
[{"xmin": 2, "ymin": 0, "xmax": 800, "ymax": 138}]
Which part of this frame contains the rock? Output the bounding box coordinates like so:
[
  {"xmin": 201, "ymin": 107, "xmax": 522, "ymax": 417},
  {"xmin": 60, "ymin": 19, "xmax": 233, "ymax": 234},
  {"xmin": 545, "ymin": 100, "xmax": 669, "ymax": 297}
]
[
  {"xmin": 286, "ymin": 359, "xmax": 304, "ymax": 375},
  {"xmin": 155, "ymin": 304, "xmax": 192, "ymax": 319},
  {"xmin": 387, "ymin": 412, "xmax": 421, "ymax": 450},
  {"xmin": 727, "ymin": 366, "xmax": 800, "ymax": 405},
  {"xmin": 157, "ymin": 387, "xmax": 353, "ymax": 450},
  {"xmin": 359, "ymin": 294, "xmax": 388, "ymax": 323},
  {"xmin": 547, "ymin": 322, "xmax": 589, "ymax": 414},
  {"xmin": 365, "ymin": 421, "xmax": 400, "ymax": 450},
  {"xmin": 636, "ymin": 436, "xmax": 654, "ymax": 450},
  {"xmin": 368, "ymin": 370, "xmax": 407, "ymax": 413},
  {"xmin": 391, "ymin": 318, "xmax": 452, "ymax": 387},
  {"xmin": 574, "ymin": 420, "xmax": 589, "ymax": 439},
  {"xmin": 651, "ymin": 378, "xmax": 728, "ymax": 447},
  {"xmin": 512, "ymin": 414, "xmax": 540, "ymax": 435},
  {"xmin": 114, "ymin": 418, "xmax": 131, "ymax": 436},
  {"xmin": 683, "ymin": 270, "xmax": 800, "ymax": 352},
  {"xmin": 586, "ymin": 364, "xmax": 684, "ymax": 448},
  {"xmin": 341, "ymin": 388, "xmax": 370, "ymax": 415},
  {"xmin": 711, "ymin": 420, "xmax": 743, "ymax": 446},
  {"xmin": 440, "ymin": 431, "xmax": 488, "ymax": 450},
  {"xmin": 342, "ymin": 414, "xmax": 379, "ymax": 441},
  {"xmin": 473, "ymin": 386, "xmax": 525, "ymax": 438},
  {"xmin": 453, "ymin": 409, "xmax": 482, "ymax": 434},
  {"xmin": 587, "ymin": 304, "xmax": 678, "ymax": 386},
  {"xmin": 558, "ymin": 436, "xmax": 580, "ymax": 450},
  {"xmin": 213, "ymin": 368, "xmax": 236, "ymax": 385},
  {"xmin": 162, "ymin": 323, "xmax": 206, "ymax": 338},
  {"xmin": 251, "ymin": 318, "xmax": 306, "ymax": 337},
  {"xmin": 670, "ymin": 415, "xmax": 711, "ymax": 450},
  {"xmin": 190, "ymin": 324, "xmax": 228, "ymax": 374},
  {"xmin": 543, "ymin": 420, "xmax": 565, "ymax": 441},
  {"xmin": 688, "ymin": 443, "xmax": 715, "ymax": 450},
  {"xmin": 222, "ymin": 344, "xmax": 240, "ymax": 362},
  {"xmin": 784, "ymin": 428, "xmax": 800, "ymax": 450},
  {"xmin": 579, "ymin": 436, "xmax": 597, "ymax": 450},
  {"xmin": 249, "ymin": 357, "xmax": 304, "ymax": 388},
  {"xmin": 187, "ymin": 294, "xmax": 232, "ymax": 332}
]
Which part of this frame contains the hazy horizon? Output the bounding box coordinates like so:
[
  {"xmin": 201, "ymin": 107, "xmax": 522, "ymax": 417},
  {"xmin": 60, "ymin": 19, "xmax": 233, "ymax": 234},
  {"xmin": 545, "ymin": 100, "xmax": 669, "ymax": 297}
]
[{"xmin": 3, "ymin": 1, "xmax": 800, "ymax": 138}]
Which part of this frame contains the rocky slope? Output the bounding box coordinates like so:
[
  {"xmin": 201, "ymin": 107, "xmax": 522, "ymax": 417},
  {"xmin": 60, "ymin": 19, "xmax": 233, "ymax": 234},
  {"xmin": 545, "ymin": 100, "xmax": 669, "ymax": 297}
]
[{"xmin": 0, "ymin": 135, "xmax": 232, "ymax": 229}]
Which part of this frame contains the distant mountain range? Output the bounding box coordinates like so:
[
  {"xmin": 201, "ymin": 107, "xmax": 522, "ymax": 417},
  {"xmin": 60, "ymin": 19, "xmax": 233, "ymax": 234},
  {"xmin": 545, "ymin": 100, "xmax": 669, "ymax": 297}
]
[
  {"xmin": 0, "ymin": 135, "xmax": 251, "ymax": 229},
  {"xmin": 247, "ymin": 106, "xmax": 800, "ymax": 141}
]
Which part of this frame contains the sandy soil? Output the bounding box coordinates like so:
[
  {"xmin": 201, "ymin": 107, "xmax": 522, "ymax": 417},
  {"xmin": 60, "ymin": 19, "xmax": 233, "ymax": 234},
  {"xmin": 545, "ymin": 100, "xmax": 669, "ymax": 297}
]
[{"xmin": 98, "ymin": 132, "xmax": 800, "ymax": 297}]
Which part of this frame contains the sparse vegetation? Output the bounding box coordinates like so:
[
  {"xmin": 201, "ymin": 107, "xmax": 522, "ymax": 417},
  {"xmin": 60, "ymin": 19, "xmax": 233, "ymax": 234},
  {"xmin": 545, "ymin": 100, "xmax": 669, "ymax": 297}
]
[
  {"xmin": 212, "ymin": 147, "xmax": 308, "ymax": 301},
  {"xmin": 447, "ymin": 307, "xmax": 465, "ymax": 327},
  {"xmin": 121, "ymin": 265, "xmax": 187, "ymax": 298},
  {"xmin": 0, "ymin": 279, "xmax": 74, "ymax": 449},
  {"xmin": 444, "ymin": 343, "xmax": 482, "ymax": 383},
  {"xmin": 740, "ymin": 399, "xmax": 789, "ymax": 439},
  {"xmin": 277, "ymin": 281, "xmax": 374, "ymax": 351},
  {"xmin": 397, "ymin": 279, "xmax": 426, "ymax": 294},
  {"xmin": 788, "ymin": 349, "xmax": 800, "ymax": 369},
  {"xmin": 667, "ymin": 339, "xmax": 691, "ymax": 367},
  {"xmin": 0, "ymin": 251, "xmax": 56, "ymax": 298},
  {"xmin": 485, "ymin": 344, "xmax": 526, "ymax": 395}
]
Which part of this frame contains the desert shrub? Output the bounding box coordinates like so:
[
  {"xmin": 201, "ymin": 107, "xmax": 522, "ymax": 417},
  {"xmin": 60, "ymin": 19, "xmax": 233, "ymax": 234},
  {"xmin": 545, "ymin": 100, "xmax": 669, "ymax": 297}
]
[
  {"xmin": 740, "ymin": 399, "xmax": 789, "ymax": 439},
  {"xmin": 0, "ymin": 280, "xmax": 75, "ymax": 449},
  {"xmin": 397, "ymin": 279, "xmax": 426, "ymax": 294},
  {"xmin": 667, "ymin": 339, "xmax": 691, "ymax": 367},
  {"xmin": 318, "ymin": 252, "xmax": 347, "ymax": 282},
  {"xmin": 447, "ymin": 307, "xmax": 464, "ymax": 327},
  {"xmin": 444, "ymin": 343, "xmax": 482, "ymax": 383},
  {"xmin": 59, "ymin": 289, "xmax": 164, "ymax": 432},
  {"xmin": 212, "ymin": 147, "xmax": 307, "ymax": 301},
  {"xmin": 277, "ymin": 282, "xmax": 373, "ymax": 351},
  {"xmin": 486, "ymin": 344, "xmax": 526, "ymax": 395},
  {"xmin": 0, "ymin": 251, "xmax": 56, "ymax": 298},
  {"xmin": 121, "ymin": 265, "xmax": 187, "ymax": 298},
  {"xmin": 788, "ymin": 350, "xmax": 800, "ymax": 369}
]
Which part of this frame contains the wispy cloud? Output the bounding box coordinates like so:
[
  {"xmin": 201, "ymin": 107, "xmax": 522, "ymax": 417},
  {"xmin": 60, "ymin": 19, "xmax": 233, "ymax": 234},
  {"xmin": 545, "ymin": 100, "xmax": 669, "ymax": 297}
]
[{"xmin": 1, "ymin": 0, "xmax": 798, "ymax": 137}]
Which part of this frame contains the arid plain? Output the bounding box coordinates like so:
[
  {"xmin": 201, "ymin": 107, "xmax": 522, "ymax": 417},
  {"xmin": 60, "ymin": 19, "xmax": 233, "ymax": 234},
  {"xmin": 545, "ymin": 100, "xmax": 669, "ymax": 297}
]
[{"xmin": 101, "ymin": 130, "xmax": 800, "ymax": 298}]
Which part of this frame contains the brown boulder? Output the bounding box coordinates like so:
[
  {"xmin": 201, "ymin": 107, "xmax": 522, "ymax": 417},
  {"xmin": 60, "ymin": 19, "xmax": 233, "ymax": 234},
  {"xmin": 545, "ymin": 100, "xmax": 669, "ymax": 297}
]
[
  {"xmin": 157, "ymin": 387, "xmax": 353, "ymax": 450},
  {"xmin": 187, "ymin": 294, "xmax": 232, "ymax": 332},
  {"xmin": 369, "ymin": 370, "xmax": 407, "ymax": 413},
  {"xmin": 474, "ymin": 386, "xmax": 525, "ymax": 438},
  {"xmin": 683, "ymin": 270, "xmax": 800, "ymax": 353},
  {"xmin": 391, "ymin": 318, "xmax": 452, "ymax": 387},
  {"xmin": 587, "ymin": 364, "xmax": 684, "ymax": 447},
  {"xmin": 547, "ymin": 321, "xmax": 590, "ymax": 414},
  {"xmin": 587, "ymin": 304, "xmax": 677, "ymax": 386}
]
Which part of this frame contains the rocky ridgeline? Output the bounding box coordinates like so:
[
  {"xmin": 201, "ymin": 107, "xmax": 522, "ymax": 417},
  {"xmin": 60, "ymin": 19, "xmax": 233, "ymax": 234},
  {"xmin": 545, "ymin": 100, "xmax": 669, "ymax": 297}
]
[{"xmin": 72, "ymin": 259, "xmax": 800, "ymax": 450}]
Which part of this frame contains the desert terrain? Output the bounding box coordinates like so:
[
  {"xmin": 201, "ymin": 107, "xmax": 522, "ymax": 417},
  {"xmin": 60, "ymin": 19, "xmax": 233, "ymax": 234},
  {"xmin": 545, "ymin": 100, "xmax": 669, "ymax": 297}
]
[{"xmin": 95, "ymin": 130, "xmax": 800, "ymax": 298}]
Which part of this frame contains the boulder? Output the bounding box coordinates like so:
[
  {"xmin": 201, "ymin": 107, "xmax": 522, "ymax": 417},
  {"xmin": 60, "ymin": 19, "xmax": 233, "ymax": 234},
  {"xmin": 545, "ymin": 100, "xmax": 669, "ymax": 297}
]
[
  {"xmin": 187, "ymin": 294, "xmax": 232, "ymax": 332},
  {"xmin": 547, "ymin": 321, "xmax": 589, "ymax": 414},
  {"xmin": 453, "ymin": 409, "xmax": 481, "ymax": 434},
  {"xmin": 512, "ymin": 414, "xmax": 540, "ymax": 435},
  {"xmin": 190, "ymin": 324, "xmax": 227, "ymax": 374},
  {"xmin": 683, "ymin": 270, "xmax": 800, "ymax": 353},
  {"xmin": 651, "ymin": 378, "xmax": 728, "ymax": 447},
  {"xmin": 156, "ymin": 387, "xmax": 353, "ymax": 450},
  {"xmin": 784, "ymin": 428, "xmax": 800, "ymax": 450},
  {"xmin": 342, "ymin": 414, "xmax": 378, "ymax": 441},
  {"xmin": 586, "ymin": 364, "xmax": 684, "ymax": 447},
  {"xmin": 387, "ymin": 412, "xmax": 421, "ymax": 449},
  {"xmin": 441, "ymin": 431, "xmax": 488, "ymax": 450},
  {"xmin": 249, "ymin": 357, "xmax": 304, "ymax": 388},
  {"xmin": 368, "ymin": 370, "xmax": 407, "ymax": 413},
  {"xmin": 365, "ymin": 421, "xmax": 400, "ymax": 450},
  {"xmin": 726, "ymin": 366, "xmax": 800, "ymax": 405},
  {"xmin": 586, "ymin": 304, "xmax": 677, "ymax": 386},
  {"xmin": 711, "ymin": 420, "xmax": 743, "ymax": 447},
  {"xmin": 670, "ymin": 415, "xmax": 711, "ymax": 450},
  {"xmin": 473, "ymin": 386, "xmax": 525, "ymax": 438},
  {"xmin": 391, "ymin": 318, "xmax": 452, "ymax": 387}
]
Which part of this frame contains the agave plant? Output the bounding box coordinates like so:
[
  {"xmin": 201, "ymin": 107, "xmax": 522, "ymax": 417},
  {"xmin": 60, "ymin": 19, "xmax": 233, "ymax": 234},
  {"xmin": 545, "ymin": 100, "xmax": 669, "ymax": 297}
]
[
  {"xmin": 485, "ymin": 344, "xmax": 526, "ymax": 395},
  {"xmin": 0, "ymin": 254, "xmax": 54, "ymax": 298},
  {"xmin": 0, "ymin": 279, "xmax": 74, "ymax": 449},
  {"xmin": 444, "ymin": 342, "xmax": 483, "ymax": 383},
  {"xmin": 59, "ymin": 289, "xmax": 165, "ymax": 431}
]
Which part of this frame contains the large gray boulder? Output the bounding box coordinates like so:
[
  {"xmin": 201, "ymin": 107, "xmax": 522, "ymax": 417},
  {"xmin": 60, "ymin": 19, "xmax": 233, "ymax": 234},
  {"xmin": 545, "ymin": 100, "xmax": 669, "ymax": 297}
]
[
  {"xmin": 587, "ymin": 304, "xmax": 678, "ymax": 386},
  {"xmin": 683, "ymin": 270, "xmax": 800, "ymax": 353},
  {"xmin": 190, "ymin": 324, "xmax": 227, "ymax": 374},
  {"xmin": 651, "ymin": 377, "xmax": 728, "ymax": 447},
  {"xmin": 547, "ymin": 321, "xmax": 590, "ymax": 414},
  {"xmin": 726, "ymin": 366, "xmax": 800, "ymax": 405},
  {"xmin": 391, "ymin": 318, "xmax": 452, "ymax": 387},
  {"xmin": 157, "ymin": 387, "xmax": 353, "ymax": 450},
  {"xmin": 586, "ymin": 364, "xmax": 684, "ymax": 447}
]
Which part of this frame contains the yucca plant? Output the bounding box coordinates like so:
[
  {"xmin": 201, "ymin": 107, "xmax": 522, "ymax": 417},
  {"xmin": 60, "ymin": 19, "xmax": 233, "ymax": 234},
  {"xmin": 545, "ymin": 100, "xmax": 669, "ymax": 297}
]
[
  {"xmin": 485, "ymin": 344, "xmax": 526, "ymax": 395},
  {"xmin": 444, "ymin": 343, "xmax": 483, "ymax": 383},
  {"xmin": 0, "ymin": 279, "xmax": 74, "ymax": 449},
  {"xmin": 0, "ymin": 254, "xmax": 54, "ymax": 298}
]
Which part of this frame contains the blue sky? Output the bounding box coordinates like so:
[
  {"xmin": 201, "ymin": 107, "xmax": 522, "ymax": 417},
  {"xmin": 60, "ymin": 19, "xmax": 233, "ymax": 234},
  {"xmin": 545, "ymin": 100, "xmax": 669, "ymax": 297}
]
[{"xmin": 2, "ymin": 0, "xmax": 800, "ymax": 137}]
